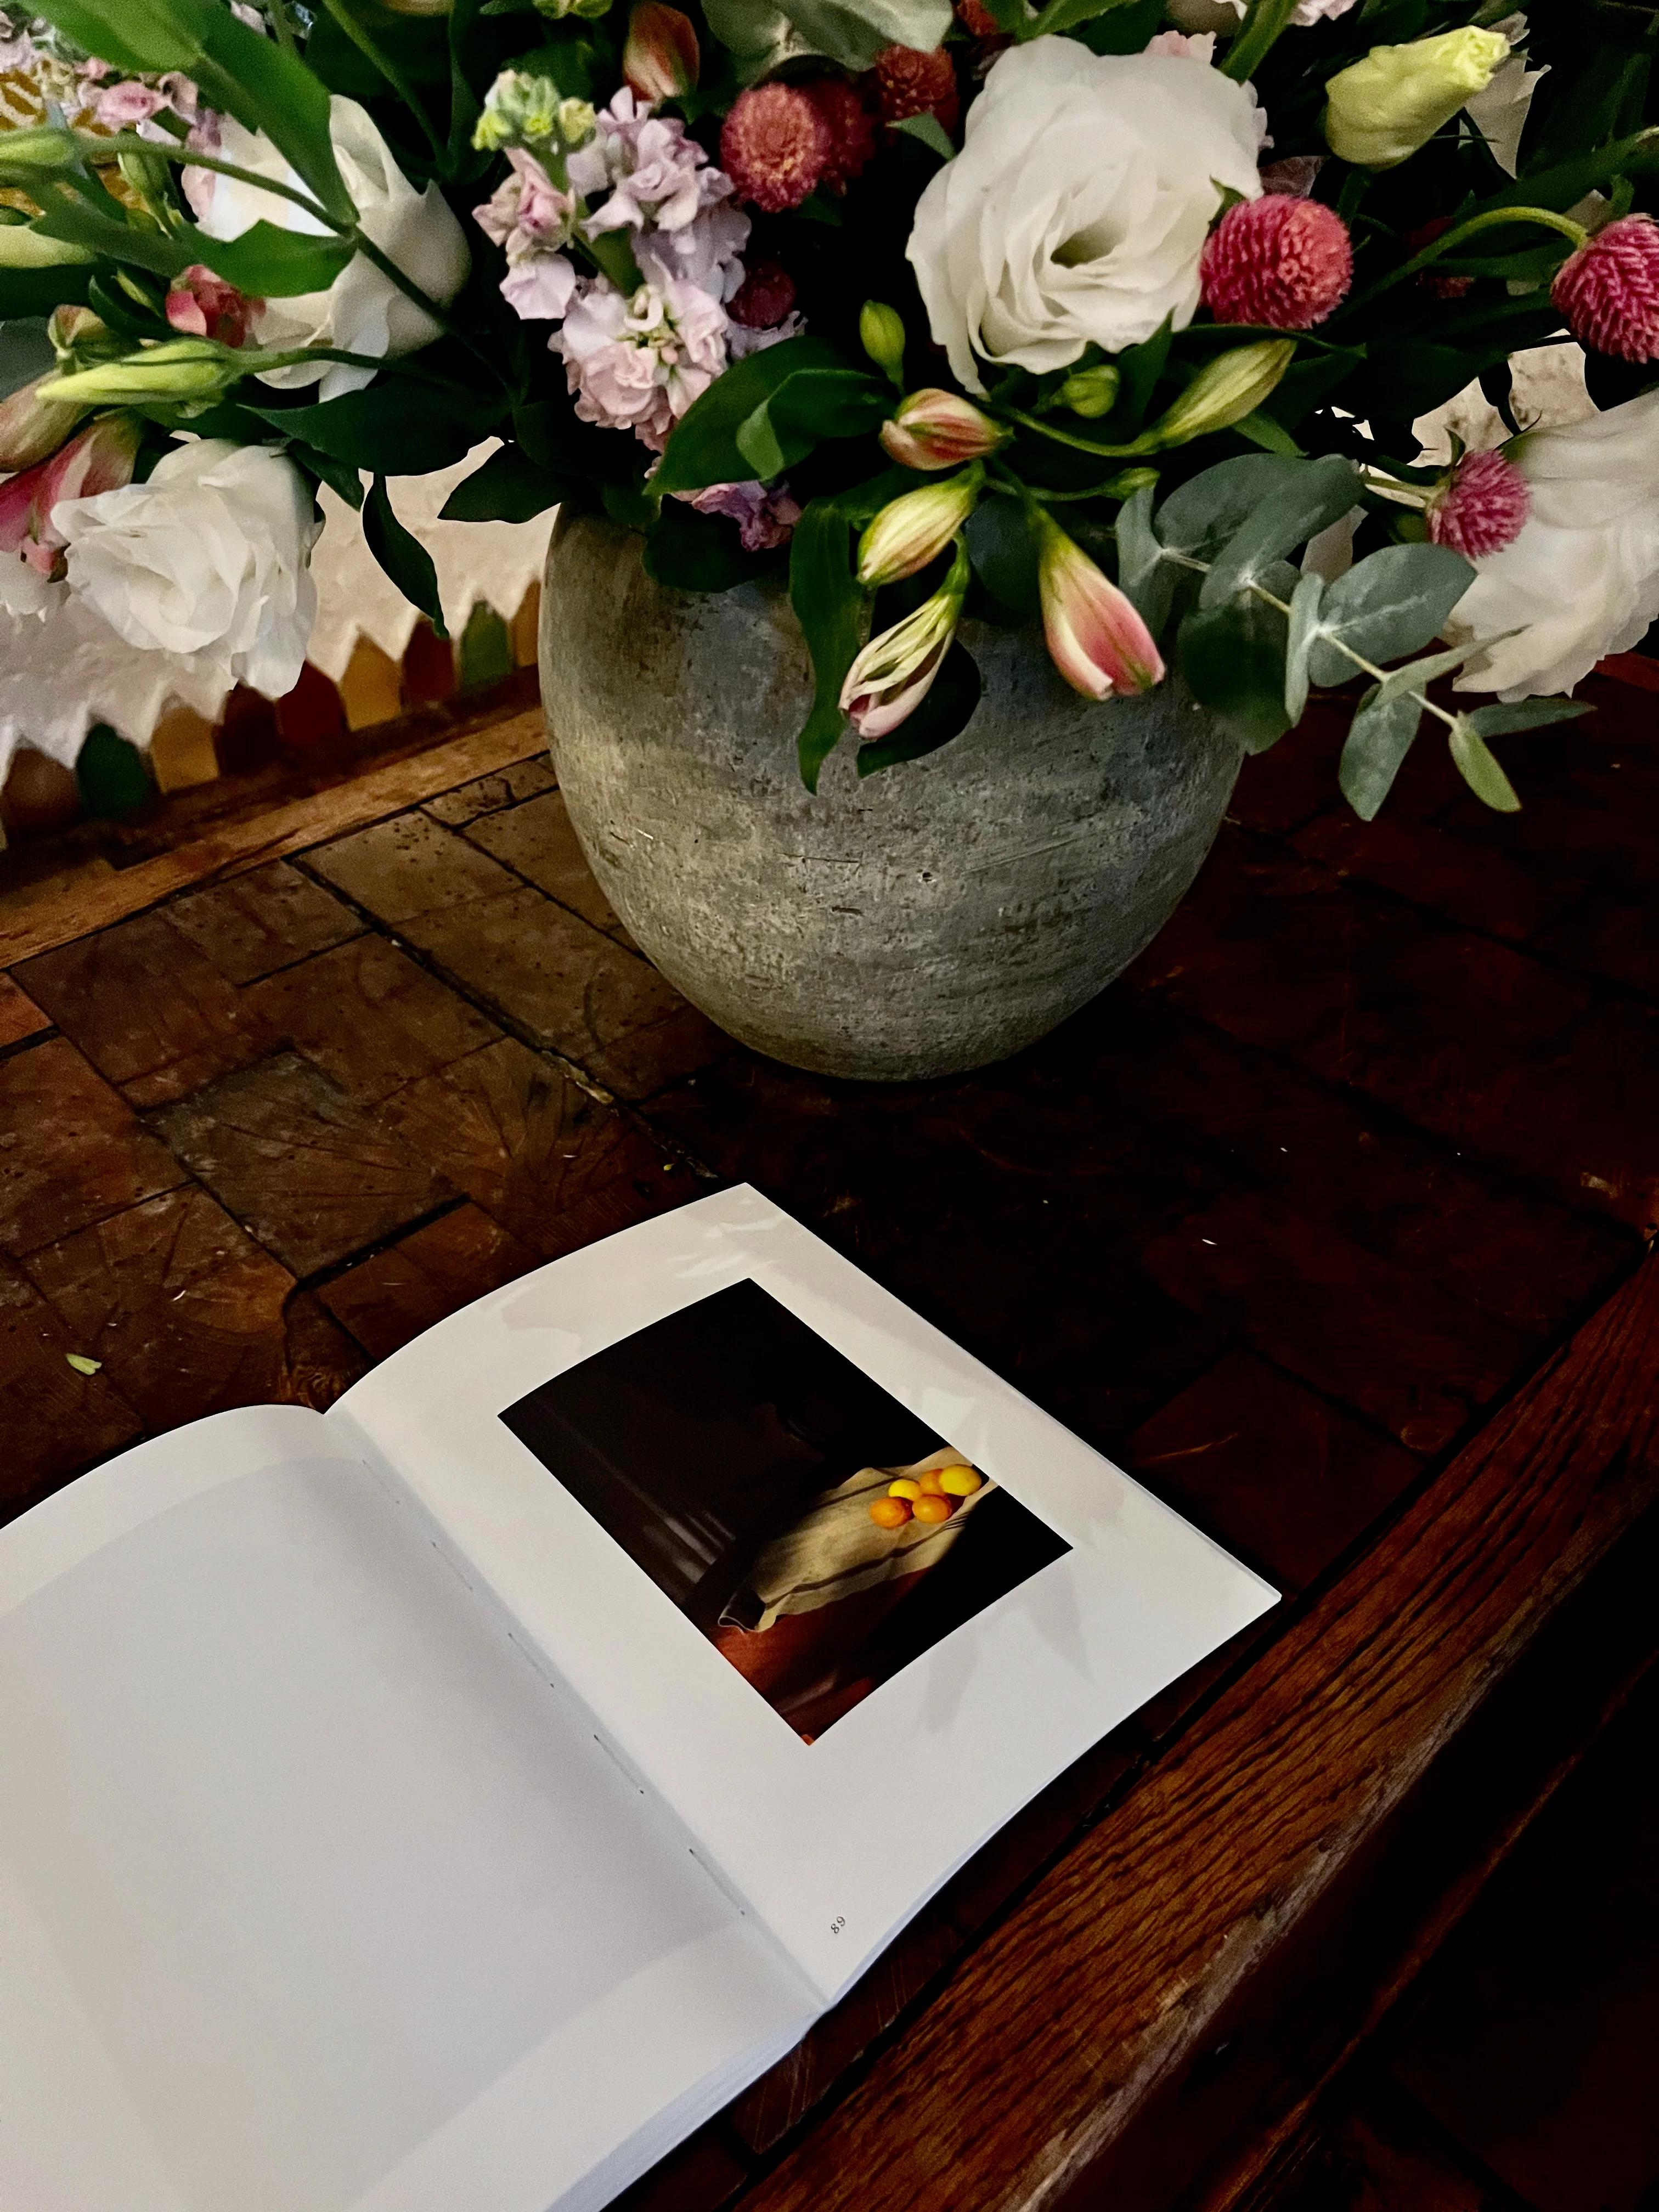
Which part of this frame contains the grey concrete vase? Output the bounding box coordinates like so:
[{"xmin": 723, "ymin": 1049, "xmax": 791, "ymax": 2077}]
[{"xmin": 540, "ymin": 511, "xmax": 1242, "ymax": 1082}]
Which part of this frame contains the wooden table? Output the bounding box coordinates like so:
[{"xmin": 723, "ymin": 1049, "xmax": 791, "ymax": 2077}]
[{"xmin": 2, "ymin": 668, "xmax": 1656, "ymax": 2212}]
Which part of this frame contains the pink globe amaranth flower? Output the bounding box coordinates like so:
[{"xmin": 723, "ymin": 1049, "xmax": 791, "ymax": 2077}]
[
  {"xmin": 870, "ymin": 45, "xmax": 959, "ymax": 138},
  {"xmin": 720, "ymin": 84, "xmax": 830, "ymax": 213},
  {"xmin": 729, "ymin": 258, "xmax": 797, "ymax": 330},
  {"xmin": 0, "ymin": 413, "xmax": 141, "ymax": 579},
  {"xmin": 1551, "ymin": 213, "xmax": 1659, "ymax": 364},
  {"xmin": 804, "ymin": 78, "xmax": 876, "ymax": 193},
  {"xmin": 1200, "ymin": 194, "xmax": 1352, "ymax": 330},
  {"xmin": 623, "ymin": 1, "xmax": 699, "ymax": 104},
  {"xmin": 1427, "ymin": 448, "xmax": 1531, "ymax": 560},
  {"xmin": 165, "ymin": 264, "xmax": 260, "ymax": 347},
  {"xmin": 1038, "ymin": 517, "xmax": 1164, "ymax": 699}
]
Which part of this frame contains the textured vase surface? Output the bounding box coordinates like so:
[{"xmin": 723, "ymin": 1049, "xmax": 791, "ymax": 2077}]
[{"xmin": 540, "ymin": 511, "xmax": 1242, "ymax": 1082}]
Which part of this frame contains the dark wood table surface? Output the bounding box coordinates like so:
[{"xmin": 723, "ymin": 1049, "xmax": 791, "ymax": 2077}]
[{"xmin": 2, "ymin": 667, "xmax": 1657, "ymax": 2212}]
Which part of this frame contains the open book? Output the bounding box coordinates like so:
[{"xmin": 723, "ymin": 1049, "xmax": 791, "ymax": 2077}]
[{"xmin": 0, "ymin": 1185, "xmax": 1277, "ymax": 2212}]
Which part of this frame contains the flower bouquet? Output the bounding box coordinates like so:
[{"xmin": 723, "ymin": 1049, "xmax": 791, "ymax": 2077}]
[{"xmin": 1, "ymin": 0, "xmax": 1656, "ymax": 814}]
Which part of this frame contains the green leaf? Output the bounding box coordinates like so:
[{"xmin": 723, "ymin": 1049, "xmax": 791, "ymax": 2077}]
[
  {"xmin": 654, "ymin": 337, "xmax": 883, "ymax": 494},
  {"xmin": 363, "ymin": 475, "xmax": 446, "ymax": 634},
  {"xmin": 1339, "ymin": 684, "xmax": 1424, "ymax": 820},
  {"xmin": 965, "ymin": 497, "xmax": 1041, "ymax": 622},
  {"xmin": 789, "ymin": 498, "xmax": 865, "ymax": 791},
  {"xmin": 856, "ymin": 641, "xmax": 981, "ymax": 776},
  {"xmin": 65, "ymin": 1353, "xmax": 103, "ymax": 1376},
  {"xmin": 890, "ymin": 111, "xmax": 954, "ymax": 162},
  {"xmin": 1113, "ymin": 482, "xmax": 1175, "ymax": 636},
  {"xmin": 1283, "ymin": 570, "xmax": 1323, "ymax": 727},
  {"xmin": 1463, "ymin": 697, "xmax": 1592, "ymax": 740},
  {"xmin": 31, "ymin": 182, "xmax": 193, "ymax": 279},
  {"xmin": 1231, "ymin": 408, "xmax": 1304, "ymax": 457},
  {"xmin": 290, "ymin": 440, "xmax": 365, "ymax": 508},
  {"xmin": 439, "ymin": 442, "xmax": 569, "ymax": 522},
  {"xmin": 515, "ymin": 398, "xmax": 636, "ymax": 482},
  {"xmin": 185, "ymin": 221, "xmax": 354, "ymax": 298},
  {"xmin": 1027, "ymin": 0, "xmax": 1143, "ymax": 32},
  {"xmin": 1305, "ymin": 543, "xmax": 1475, "ymax": 689},
  {"xmin": 0, "ymin": 261, "xmax": 93, "ymax": 319},
  {"xmin": 1372, "ymin": 636, "xmax": 1492, "ymax": 706},
  {"xmin": 1177, "ymin": 592, "xmax": 1291, "ymax": 754},
  {"xmin": 1154, "ymin": 453, "xmax": 1303, "ymax": 560},
  {"xmin": 249, "ymin": 381, "xmax": 503, "ymax": 476},
  {"xmin": 644, "ymin": 499, "xmax": 771, "ymax": 592},
  {"xmin": 1200, "ymin": 454, "xmax": 1359, "ymax": 610},
  {"xmin": 770, "ymin": 0, "xmax": 951, "ymax": 71},
  {"xmin": 1447, "ymin": 715, "xmax": 1521, "ymax": 812},
  {"xmin": 1115, "ymin": 315, "xmax": 1173, "ymax": 433}
]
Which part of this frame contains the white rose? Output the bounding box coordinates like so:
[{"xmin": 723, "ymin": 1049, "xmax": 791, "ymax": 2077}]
[
  {"xmin": 189, "ymin": 97, "xmax": 470, "ymax": 402},
  {"xmin": 1446, "ymin": 388, "xmax": 1659, "ymax": 700},
  {"xmin": 54, "ymin": 439, "xmax": 320, "ymax": 698},
  {"xmin": 906, "ymin": 42, "xmax": 1263, "ymax": 393}
]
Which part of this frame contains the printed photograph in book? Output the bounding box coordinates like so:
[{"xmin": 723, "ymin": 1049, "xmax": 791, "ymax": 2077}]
[{"xmin": 500, "ymin": 1281, "xmax": 1069, "ymax": 1742}]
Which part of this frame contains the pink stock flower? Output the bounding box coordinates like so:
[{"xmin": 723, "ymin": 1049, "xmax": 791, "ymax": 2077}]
[
  {"xmin": 682, "ymin": 480, "xmax": 803, "ymax": 550},
  {"xmin": 623, "ymin": 2, "xmax": 700, "ymax": 104},
  {"xmin": 1037, "ymin": 517, "xmax": 1164, "ymax": 699},
  {"xmin": 94, "ymin": 80, "xmax": 169, "ymax": 128},
  {"xmin": 165, "ymin": 264, "xmax": 260, "ymax": 346},
  {"xmin": 1427, "ymin": 448, "xmax": 1531, "ymax": 560},
  {"xmin": 1551, "ymin": 213, "xmax": 1659, "ymax": 364},
  {"xmin": 635, "ymin": 199, "xmax": 749, "ymax": 302},
  {"xmin": 0, "ymin": 414, "xmax": 142, "ymax": 580},
  {"xmin": 575, "ymin": 91, "xmax": 732, "ymax": 236},
  {"xmin": 1145, "ymin": 30, "xmax": 1216, "ymax": 59},
  {"xmin": 725, "ymin": 311, "xmax": 805, "ymax": 360},
  {"xmin": 474, "ymin": 148, "xmax": 580, "ymax": 320},
  {"xmin": 552, "ymin": 275, "xmax": 729, "ymax": 449}
]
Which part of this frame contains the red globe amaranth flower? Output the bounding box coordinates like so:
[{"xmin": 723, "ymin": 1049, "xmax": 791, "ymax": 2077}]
[
  {"xmin": 729, "ymin": 258, "xmax": 797, "ymax": 330},
  {"xmin": 720, "ymin": 83, "xmax": 831, "ymax": 213},
  {"xmin": 804, "ymin": 77, "xmax": 876, "ymax": 192},
  {"xmin": 1551, "ymin": 213, "xmax": 1659, "ymax": 364},
  {"xmin": 870, "ymin": 45, "xmax": 960, "ymax": 138},
  {"xmin": 953, "ymin": 0, "xmax": 1001, "ymax": 35},
  {"xmin": 1199, "ymin": 195, "xmax": 1352, "ymax": 331},
  {"xmin": 1406, "ymin": 217, "xmax": 1472, "ymax": 301},
  {"xmin": 1427, "ymin": 448, "xmax": 1531, "ymax": 560}
]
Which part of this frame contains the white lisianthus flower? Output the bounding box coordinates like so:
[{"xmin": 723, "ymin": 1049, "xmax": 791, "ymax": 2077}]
[
  {"xmin": 906, "ymin": 42, "xmax": 1263, "ymax": 393},
  {"xmin": 54, "ymin": 440, "xmax": 320, "ymax": 698},
  {"xmin": 188, "ymin": 97, "xmax": 470, "ymax": 400},
  {"xmin": 1445, "ymin": 388, "xmax": 1659, "ymax": 699}
]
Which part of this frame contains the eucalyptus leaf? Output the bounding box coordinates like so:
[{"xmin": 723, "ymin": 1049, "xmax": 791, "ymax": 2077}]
[
  {"xmin": 790, "ymin": 498, "xmax": 865, "ymax": 791},
  {"xmin": 774, "ymin": 0, "xmax": 951, "ymax": 69},
  {"xmin": 1114, "ymin": 482, "xmax": 1175, "ymax": 635},
  {"xmin": 1463, "ymin": 697, "xmax": 1592, "ymax": 739},
  {"xmin": 1176, "ymin": 592, "xmax": 1291, "ymax": 754},
  {"xmin": 856, "ymin": 642, "xmax": 981, "ymax": 776},
  {"xmin": 700, "ymin": 0, "xmax": 809, "ymax": 76},
  {"xmin": 1283, "ymin": 569, "xmax": 1324, "ymax": 727},
  {"xmin": 1199, "ymin": 454, "xmax": 1360, "ymax": 610},
  {"xmin": 1448, "ymin": 715, "xmax": 1521, "ymax": 811},
  {"xmin": 1154, "ymin": 453, "xmax": 1304, "ymax": 561},
  {"xmin": 1372, "ymin": 636, "xmax": 1494, "ymax": 704},
  {"xmin": 1304, "ymin": 543, "xmax": 1476, "ymax": 689},
  {"xmin": 363, "ymin": 475, "xmax": 445, "ymax": 635},
  {"xmin": 1339, "ymin": 685, "xmax": 1424, "ymax": 820}
]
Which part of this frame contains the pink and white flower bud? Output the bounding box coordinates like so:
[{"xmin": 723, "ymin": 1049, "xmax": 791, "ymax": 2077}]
[
  {"xmin": 856, "ymin": 469, "xmax": 979, "ymax": 585},
  {"xmin": 840, "ymin": 549, "xmax": 969, "ymax": 738},
  {"xmin": 623, "ymin": 2, "xmax": 700, "ymax": 104},
  {"xmin": 165, "ymin": 264, "xmax": 261, "ymax": 347},
  {"xmin": 0, "ymin": 373, "xmax": 86, "ymax": 472},
  {"xmin": 879, "ymin": 387, "xmax": 1007, "ymax": 471},
  {"xmin": 1038, "ymin": 515, "xmax": 1164, "ymax": 698},
  {"xmin": 0, "ymin": 412, "xmax": 142, "ymax": 577}
]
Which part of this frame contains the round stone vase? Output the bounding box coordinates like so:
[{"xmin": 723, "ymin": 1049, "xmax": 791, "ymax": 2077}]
[{"xmin": 540, "ymin": 511, "xmax": 1241, "ymax": 1082}]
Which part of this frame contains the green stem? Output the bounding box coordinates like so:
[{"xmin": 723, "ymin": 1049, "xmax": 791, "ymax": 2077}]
[
  {"xmin": 1222, "ymin": 0, "xmax": 1301, "ymax": 82},
  {"xmin": 311, "ymin": 0, "xmax": 445, "ymax": 162},
  {"xmin": 1342, "ymin": 204, "xmax": 1588, "ymax": 317},
  {"xmin": 1001, "ymin": 407, "xmax": 1149, "ymax": 459},
  {"xmin": 87, "ymin": 134, "xmax": 342, "ymax": 228}
]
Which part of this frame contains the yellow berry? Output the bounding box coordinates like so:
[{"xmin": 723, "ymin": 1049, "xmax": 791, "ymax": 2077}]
[
  {"xmin": 888, "ymin": 1478, "xmax": 923, "ymax": 1500},
  {"xmin": 938, "ymin": 1466, "xmax": 982, "ymax": 1496},
  {"xmin": 912, "ymin": 1493, "xmax": 953, "ymax": 1524},
  {"xmin": 870, "ymin": 1496, "xmax": 912, "ymax": 1529}
]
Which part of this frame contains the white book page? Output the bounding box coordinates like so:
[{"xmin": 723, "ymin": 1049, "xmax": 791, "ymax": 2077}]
[
  {"xmin": 0, "ymin": 1407, "xmax": 814, "ymax": 2212},
  {"xmin": 332, "ymin": 1186, "xmax": 1279, "ymax": 2000}
]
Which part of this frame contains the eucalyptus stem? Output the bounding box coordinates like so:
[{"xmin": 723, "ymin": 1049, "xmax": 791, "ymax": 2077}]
[
  {"xmin": 1342, "ymin": 204, "xmax": 1588, "ymax": 316},
  {"xmin": 1249, "ymin": 579, "xmax": 1462, "ymax": 732},
  {"xmin": 311, "ymin": 0, "xmax": 445, "ymax": 161}
]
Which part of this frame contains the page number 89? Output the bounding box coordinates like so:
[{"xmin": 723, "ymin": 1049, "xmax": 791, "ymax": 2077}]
[{"xmin": 829, "ymin": 1916, "xmax": 846, "ymax": 1937}]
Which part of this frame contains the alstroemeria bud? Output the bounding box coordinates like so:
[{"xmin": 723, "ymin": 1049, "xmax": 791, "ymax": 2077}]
[
  {"xmin": 1054, "ymin": 364, "xmax": 1120, "ymax": 420},
  {"xmin": 0, "ymin": 411, "xmax": 141, "ymax": 575},
  {"xmin": 856, "ymin": 470, "xmax": 979, "ymax": 584},
  {"xmin": 879, "ymin": 388, "xmax": 1007, "ymax": 471},
  {"xmin": 840, "ymin": 546, "xmax": 970, "ymax": 738},
  {"xmin": 1037, "ymin": 515, "xmax": 1164, "ymax": 699},
  {"xmin": 860, "ymin": 299, "xmax": 907, "ymax": 387},
  {"xmin": 1323, "ymin": 27, "xmax": 1509, "ymax": 170},
  {"xmin": 1143, "ymin": 339, "xmax": 1296, "ymax": 449},
  {"xmin": 0, "ymin": 216, "xmax": 93, "ymax": 270},
  {"xmin": 0, "ymin": 373, "xmax": 87, "ymax": 472},
  {"xmin": 623, "ymin": 2, "xmax": 699, "ymax": 102},
  {"xmin": 0, "ymin": 125, "xmax": 80, "ymax": 179},
  {"xmin": 38, "ymin": 338, "xmax": 245, "ymax": 407}
]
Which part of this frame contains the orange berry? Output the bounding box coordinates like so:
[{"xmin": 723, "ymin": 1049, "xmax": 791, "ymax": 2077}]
[
  {"xmin": 888, "ymin": 1477, "xmax": 923, "ymax": 1500},
  {"xmin": 918, "ymin": 1468, "xmax": 947, "ymax": 1494},
  {"xmin": 912, "ymin": 1493, "xmax": 953, "ymax": 1523},
  {"xmin": 938, "ymin": 1465, "xmax": 982, "ymax": 1496},
  {"xmin": 870, "ymin": 1496, "xmax": 912, "ymax": 1529}
]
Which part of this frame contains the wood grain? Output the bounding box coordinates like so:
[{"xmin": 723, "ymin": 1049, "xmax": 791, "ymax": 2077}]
[{"xmin": 733, "ymin": 1251, "xmax": 1659, "ymax": 2212}]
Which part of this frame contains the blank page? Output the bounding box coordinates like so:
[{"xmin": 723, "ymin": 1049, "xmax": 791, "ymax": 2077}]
[{"xmin": 0, "ymin": 1437, "xmax": 810, "ymax": 2212}]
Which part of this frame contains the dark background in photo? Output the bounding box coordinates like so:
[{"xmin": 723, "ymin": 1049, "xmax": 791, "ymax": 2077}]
[{"xmin": 500, "ymin": 1280, "xmax": 1069, "ymax": 1737}]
